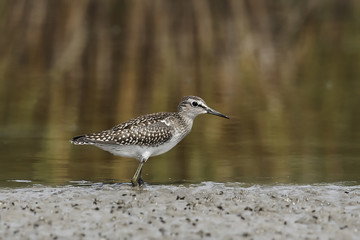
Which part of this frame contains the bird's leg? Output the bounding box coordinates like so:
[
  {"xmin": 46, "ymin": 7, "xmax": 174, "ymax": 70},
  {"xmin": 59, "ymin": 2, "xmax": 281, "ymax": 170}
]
[
  {"xmin": 137, "ymin": 167, "xmax": 145, "ymax": 186},
  {"xmin": 131, "ymin": 161, "xmax": 144, "ymax": 187}
]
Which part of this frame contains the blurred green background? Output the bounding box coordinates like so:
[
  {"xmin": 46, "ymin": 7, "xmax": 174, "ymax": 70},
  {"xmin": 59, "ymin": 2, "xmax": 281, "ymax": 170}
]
[{"xmin": 0, "ymin": 0, "xmax": 359, "ymax": 186}]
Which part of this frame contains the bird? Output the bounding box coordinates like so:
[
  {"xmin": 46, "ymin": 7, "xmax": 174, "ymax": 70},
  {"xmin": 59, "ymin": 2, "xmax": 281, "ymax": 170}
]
[{"xmin": 70, "ymin": 96, "xmax": 229, "ymax": 187}]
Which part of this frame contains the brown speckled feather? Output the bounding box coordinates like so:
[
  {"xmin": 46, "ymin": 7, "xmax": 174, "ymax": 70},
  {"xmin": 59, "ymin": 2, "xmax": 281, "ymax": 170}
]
[{"xmin": 72, "ymin": 112, "xmax": 182, "ymax": 147}]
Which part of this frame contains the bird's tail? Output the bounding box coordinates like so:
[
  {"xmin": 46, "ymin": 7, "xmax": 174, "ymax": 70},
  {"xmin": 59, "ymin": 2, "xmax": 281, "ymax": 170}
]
[{"xmin": 70, "ymin": 135, "xmax": 89, "ymax": 145}]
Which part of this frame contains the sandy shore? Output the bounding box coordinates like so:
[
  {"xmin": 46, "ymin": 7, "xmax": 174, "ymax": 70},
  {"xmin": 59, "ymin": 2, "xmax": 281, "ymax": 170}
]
[{"xmin": 0, "ymin": 182, "xmax": 359, "ymax": 240}]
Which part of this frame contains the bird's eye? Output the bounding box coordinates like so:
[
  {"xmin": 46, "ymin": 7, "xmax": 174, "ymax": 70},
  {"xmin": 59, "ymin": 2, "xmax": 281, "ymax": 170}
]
[{"xmin": 192, "ymin": 101, "xmax": 198, "ymax": 107}]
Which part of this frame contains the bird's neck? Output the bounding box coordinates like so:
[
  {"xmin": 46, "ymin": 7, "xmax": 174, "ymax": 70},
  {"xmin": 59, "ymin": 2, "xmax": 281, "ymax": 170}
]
[{"xmin": 177, "ymin": 112, "xmax": 195, "ymax": 136}]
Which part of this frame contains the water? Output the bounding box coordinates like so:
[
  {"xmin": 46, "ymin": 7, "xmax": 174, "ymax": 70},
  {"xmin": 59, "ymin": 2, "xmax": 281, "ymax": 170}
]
[
  {"xmin": 0, "ymin": 99, "xmax": 359, "ymax": 187},
  {"xmin": 1, "ymin": 1, "xmax": 360, "ymax": 187}
]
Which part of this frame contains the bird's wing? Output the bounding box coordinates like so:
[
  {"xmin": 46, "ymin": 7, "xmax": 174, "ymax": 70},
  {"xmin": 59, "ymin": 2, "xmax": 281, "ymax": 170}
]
[
  {"xmin": 111, "ymin": 112, "xmax": 170, "ymax": 131},
  {"xmin": 71, "ymin": 112, "xmax": 177, "ymax": 146},
  {"xmin": 111, "ymin": 120, "xmax": 174, "ymax": 146},
  {"xmin": 71, "ymin": 129, "xmax": 117, "ymax": 145},
  {"xmin": 74, "ymin": 113, "xmax": 175, "ymax": 146}
]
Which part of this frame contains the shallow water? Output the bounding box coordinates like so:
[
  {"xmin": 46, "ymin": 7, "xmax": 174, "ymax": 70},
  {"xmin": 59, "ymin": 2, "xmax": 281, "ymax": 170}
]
[
  {"xmin": 1, "ymin": 1, "xmax": 360, "ymax": 187},
  {"xmin": 1, "ymin": 106, "xmax": 360, "ymax": 187}
]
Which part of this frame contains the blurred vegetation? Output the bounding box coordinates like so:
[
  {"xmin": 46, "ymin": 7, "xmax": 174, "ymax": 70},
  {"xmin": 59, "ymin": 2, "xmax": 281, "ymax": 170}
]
[{"xmin": 0, "ymin": 0, "xmax": 359, "ymax": 184}]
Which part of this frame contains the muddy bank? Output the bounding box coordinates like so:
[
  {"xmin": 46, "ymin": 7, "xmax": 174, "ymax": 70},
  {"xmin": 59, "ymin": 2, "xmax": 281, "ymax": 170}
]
[{"xmin": 0, "ymin": 182, "xmax": 359, "ymax": 239}]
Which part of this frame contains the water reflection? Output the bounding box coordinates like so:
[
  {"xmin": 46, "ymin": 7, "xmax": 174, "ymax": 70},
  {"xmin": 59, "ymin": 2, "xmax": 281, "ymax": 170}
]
[
  {"xmin": 0, "ymin": 1, "xmax": 360, "ymax": 186},
  {"xmin": 1, "ymin": 114, "xmax": 359, "ymax": 187}
]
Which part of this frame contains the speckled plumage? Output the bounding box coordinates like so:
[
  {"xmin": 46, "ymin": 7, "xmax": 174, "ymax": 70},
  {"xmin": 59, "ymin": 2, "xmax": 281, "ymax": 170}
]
[
  {"xmin": 71, "ymin": 96, "xmax": 229, "ymax": 186},
  {"xmin": 73, "ymin": 112, "xmax": 186, "ymax": 147}
]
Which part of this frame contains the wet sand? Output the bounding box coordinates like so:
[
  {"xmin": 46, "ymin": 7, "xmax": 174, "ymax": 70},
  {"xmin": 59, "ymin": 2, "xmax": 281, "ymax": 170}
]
[{"xmin": 0, "ymin": 182, "xmax": 359, "ymax": 239}]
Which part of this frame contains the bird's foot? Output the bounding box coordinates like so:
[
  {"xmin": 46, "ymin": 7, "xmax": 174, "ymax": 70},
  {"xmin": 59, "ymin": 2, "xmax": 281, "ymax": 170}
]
[
  {"xmin": 138, "ymin": 177, "xmax": 145, "ymax": 186},
  {"xmin": 131, "ymin": 177, "xmax": 145, "ymax": 187},
  {"xmin": 131, "ymin": 178, "xmax": 137, "ymax": 187}
]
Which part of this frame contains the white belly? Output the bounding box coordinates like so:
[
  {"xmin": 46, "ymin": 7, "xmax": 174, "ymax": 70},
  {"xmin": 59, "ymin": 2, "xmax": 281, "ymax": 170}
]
[{"xmin": 94, "ymin": 133, "xmax": 185, "ymax": 162}]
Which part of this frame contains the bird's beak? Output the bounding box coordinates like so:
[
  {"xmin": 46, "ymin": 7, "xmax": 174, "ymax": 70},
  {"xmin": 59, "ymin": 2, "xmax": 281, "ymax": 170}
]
[{"xmin": 206, "ymin": 107, "xmax": 229, "ymax": 119}]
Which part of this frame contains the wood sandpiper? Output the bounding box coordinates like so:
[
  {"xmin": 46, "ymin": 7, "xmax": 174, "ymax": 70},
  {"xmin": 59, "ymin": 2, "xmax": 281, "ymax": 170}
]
[{"xmin": 71, "ymin": 96, "xmax": 229, "ymax": 187}]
